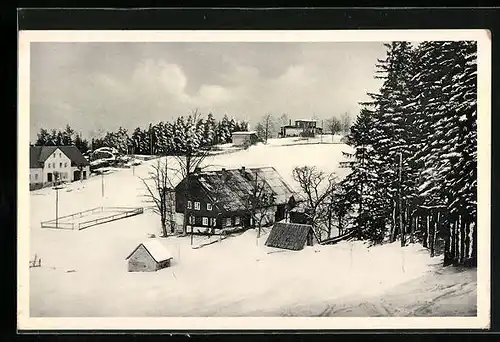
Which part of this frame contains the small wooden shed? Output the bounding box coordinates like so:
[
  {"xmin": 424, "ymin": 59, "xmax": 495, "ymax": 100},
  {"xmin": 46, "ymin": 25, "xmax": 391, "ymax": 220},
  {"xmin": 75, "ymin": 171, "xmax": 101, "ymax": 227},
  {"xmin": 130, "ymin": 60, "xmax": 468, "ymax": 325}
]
[
  {"xmin": 125, "ymin": 240, "xmax": 173, "ymax": 272},
  {"xmin": 265, "ymin": 222, "xmax": 318, "ymax": 251}
]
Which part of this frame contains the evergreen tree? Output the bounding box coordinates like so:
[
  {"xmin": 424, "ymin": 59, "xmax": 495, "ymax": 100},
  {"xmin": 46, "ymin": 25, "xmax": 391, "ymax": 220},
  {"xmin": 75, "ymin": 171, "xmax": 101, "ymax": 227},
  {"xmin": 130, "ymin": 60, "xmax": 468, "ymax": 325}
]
[
  {"xmin": 74, "ymin": 134, "xmax": 89, "ymax": 153},
  {"xmin": 202, "ymin": 113, "xmax": 217, "ymax": 147},
  {"xmin": 218, "ymin": 114, "xmax": 232, "ymax": 144},
  {"xmin": 61, "ymin": 124, "xmax": 75, "ymax": 145},
  {"xmin": 35, "ymin": 128, "xmax": 51, "ymax": 146},
  {"xmin": 131, "ymin": 127, "xmax": 143, "ymax": 154},
  {"xmin": 362, "ymin": 41, "xmax": 415, "ymax": 243}
]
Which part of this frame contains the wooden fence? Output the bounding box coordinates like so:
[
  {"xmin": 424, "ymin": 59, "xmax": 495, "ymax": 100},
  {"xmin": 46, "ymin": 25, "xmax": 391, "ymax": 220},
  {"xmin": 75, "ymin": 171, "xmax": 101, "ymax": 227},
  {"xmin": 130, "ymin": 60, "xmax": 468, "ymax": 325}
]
[{"xmin": 40, "ymin": 206, "xmax": 144, "ymax": 231}]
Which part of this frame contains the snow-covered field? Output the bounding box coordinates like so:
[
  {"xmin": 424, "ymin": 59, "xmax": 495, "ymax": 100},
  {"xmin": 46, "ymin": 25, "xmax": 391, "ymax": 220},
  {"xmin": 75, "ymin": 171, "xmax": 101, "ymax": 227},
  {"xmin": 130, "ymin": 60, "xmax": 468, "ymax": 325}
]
[{"xmin": 27, "ymin": 139, "xmax": 476, "ymax": 317}]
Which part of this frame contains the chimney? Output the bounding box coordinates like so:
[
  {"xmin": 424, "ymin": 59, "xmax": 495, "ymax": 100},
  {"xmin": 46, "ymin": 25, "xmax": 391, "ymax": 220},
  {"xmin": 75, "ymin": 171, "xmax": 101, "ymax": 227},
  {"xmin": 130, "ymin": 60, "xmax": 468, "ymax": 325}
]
[{"xmin": 289, "ymin": 119, "xmax": 292, "ymax": 126}]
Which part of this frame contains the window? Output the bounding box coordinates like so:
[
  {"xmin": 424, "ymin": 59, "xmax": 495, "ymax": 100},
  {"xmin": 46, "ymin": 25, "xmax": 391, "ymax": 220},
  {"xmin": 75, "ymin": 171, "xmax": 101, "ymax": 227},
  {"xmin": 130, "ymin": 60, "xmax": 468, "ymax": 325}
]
[
  {"xmin": 207, "ymin": 203, "xmax": 212, "ymax": 211},
  {"xmin": 235, "ymin": 216, "xmax": 240, "ymax": 225},
  {"xmin": 189, "ymin": 216, "xmax": 195, "ymax": 224},
  {"xmin": 47, "ymin": 163, "xmax": 51, "ymax": 169},
  {"xmin": 202, "ymin": 217, "xmax": 208, "ymax": 226},
  {"xmin": 194, "ymin": 202, "xmax": 200, "ymax": 210},
  {"xmin": 64, "ymin": 162, "xmax": 67, "ymax": 168},
  {"xmin": 53, "ymin": 154, "xmax": 56, "ymax": 158},
  {"xmin": 59, "ymin": 153, "xmax": 61, "ymax": 158},
  {"xmin": 59, "ymin": 162, "xmax": 63, "ymax": 168},
  {"xmin": 211, "ymin": 218, "xmax": 217, "ymax": 226},
  {"xmin": 226, "ymin": 218, "xmax": 232, "ymax": 227},
  {"xmin": 187, "ymin": 201, "xmax": 192, "ymax": 209},
  {"xmin": 53, "ymin": 163, "xmax": 55, "ymax": 168},
  {"xmin": 35, "ymin": 174, "xmax": 38, "ymax": 180}
]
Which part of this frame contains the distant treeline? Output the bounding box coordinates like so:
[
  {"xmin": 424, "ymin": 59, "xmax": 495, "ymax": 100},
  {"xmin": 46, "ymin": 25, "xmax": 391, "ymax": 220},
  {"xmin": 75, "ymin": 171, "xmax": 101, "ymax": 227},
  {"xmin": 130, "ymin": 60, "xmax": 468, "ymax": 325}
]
[{"xmin": 33, "ymin": 112, "xmax": 249, "ymax": 155}]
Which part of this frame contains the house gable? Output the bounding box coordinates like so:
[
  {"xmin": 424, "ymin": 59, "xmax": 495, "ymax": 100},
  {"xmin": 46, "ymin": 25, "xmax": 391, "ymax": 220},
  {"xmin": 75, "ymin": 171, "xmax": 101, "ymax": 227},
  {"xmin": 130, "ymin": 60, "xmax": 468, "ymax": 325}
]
[{"xmin": 126, "ymin": 244, "xmax": 157, "ymax": 272}]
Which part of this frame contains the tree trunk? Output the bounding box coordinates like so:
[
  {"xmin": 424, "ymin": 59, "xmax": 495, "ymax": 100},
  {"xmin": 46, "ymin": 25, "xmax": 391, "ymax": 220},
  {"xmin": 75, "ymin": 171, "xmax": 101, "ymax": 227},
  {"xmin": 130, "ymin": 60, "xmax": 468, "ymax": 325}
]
[
  {"xmin": 464, "ymin": 216, "xmax": 471, "ymax": 262},
  {"xmin": 327, "ymin": 209, "xmax": 332, "ymax": 239},
  {"xmin": 409, "ymin": 212, "xmax": 415, "ymax": 244},
  {"xmin": 459, "ymin": 212, "xmax": 466, "ymax": 264},
  {"xmin": 338, "ymin": 213, "xmax": 343, "ymax": 236},
  {"xmin": 470, "ymin": 220, "xmax": 477, "ymax": 267},
  {"xmin": 422, "ymin": 215, "xmax": 428, "ymax": 248},
  {"xmin": 450, "ymin": 218, "xmax": 457, "ymax": 264},
  {"xmin": 443, "ymin": 220, "xmax": 453, "ymax": 266},
  {"xmin": 161, "ymin": 214, "xmax": 167, "ymax": 237},
  {"xmin": 454, "ymin": 215, "xmax": 460, "ymax": 264},
  {"xmin": 182, "ymin": 155, "xmax": 191, "ymax": 235},
  {"xmin": 390, "ymin": 201, "xmax": 397, "ymax": 242},
  {"xmin": 430, "ymin": 213, "xmax": 436, "ymax": 257}
]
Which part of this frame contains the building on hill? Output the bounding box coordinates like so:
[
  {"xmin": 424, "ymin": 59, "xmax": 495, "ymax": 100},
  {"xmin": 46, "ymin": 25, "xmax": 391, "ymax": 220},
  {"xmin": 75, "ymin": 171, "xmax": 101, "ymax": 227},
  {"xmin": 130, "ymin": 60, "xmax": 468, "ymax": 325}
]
[
  {"xmin": 231, "ymin": 131, "xmax": 259, "ymax": 147},
  {"xmin": 279, "ymin": 119, "xmax": 323, "ymax": 138},
  {"xmin": 126, "ymin": 240, "xmax": 173, "ymax": 272},
  {"xmin": 30, "ymin": 145, "xmax": 91, "ymax": 190},
  {"xmin": 174, "ymin": 166, "xmax": 298, "ymax": 234},
  {"xmin": 265, "ymin": 222, "xmax": 319, "ymax": 250}
]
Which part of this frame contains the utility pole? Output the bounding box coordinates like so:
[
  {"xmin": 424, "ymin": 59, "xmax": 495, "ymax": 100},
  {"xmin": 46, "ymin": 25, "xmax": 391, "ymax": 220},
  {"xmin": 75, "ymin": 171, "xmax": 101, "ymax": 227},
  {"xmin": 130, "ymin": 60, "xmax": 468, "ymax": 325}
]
[
  {"xmin": 55, "ymin": 185, "xmax": 59, "ymax": 228},
  {"xmin": 101, "ymin": 172, "xmax": 104, "ymax": 198},
  {"xmin": 399, "ymin": 150, "xmax": 404, "ymax": 247},
  {"xmin": 54, "ymin": 177, "xmax": 62, "ymax": 229},
  {"xmin": 320, "ymin": 120, "xmax": 323, "ymax": 143}
]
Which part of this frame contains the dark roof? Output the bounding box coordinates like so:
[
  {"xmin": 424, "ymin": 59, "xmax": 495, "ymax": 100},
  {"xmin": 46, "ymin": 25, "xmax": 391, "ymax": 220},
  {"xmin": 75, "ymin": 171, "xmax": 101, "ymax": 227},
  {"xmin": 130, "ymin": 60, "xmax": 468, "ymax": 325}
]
[
  {"xmin": 30, "ymin": 146, "xmax": 44, "ymax": 168},
  {"xmin": 176, "ymin": 167, "xmax": 296, "ymax": 212},
  {"xmin": 59, "ymin": 146, "xmax": 90, "ymax": 167},
  {"xmin": 265, "ymin": 222, "xmax": 317, "ymax": 251},
  {"xmin": 30, "ymin": 145, "xmax": 90, "ymax": 168}
]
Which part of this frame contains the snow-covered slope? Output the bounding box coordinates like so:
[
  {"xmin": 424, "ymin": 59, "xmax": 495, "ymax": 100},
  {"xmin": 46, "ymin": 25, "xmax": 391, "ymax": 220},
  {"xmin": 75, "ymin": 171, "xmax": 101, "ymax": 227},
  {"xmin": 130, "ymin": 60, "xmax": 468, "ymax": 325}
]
[{"xmin": 27, "ymin": 141, "xmax": 476, "ymax": 317}]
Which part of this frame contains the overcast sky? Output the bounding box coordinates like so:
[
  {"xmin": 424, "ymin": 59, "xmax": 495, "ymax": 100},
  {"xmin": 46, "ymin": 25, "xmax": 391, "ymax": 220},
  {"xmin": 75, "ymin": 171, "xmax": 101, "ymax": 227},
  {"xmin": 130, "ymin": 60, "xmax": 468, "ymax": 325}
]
[{"xmin": 29, "ymin": 42, "xmax": 387, "ymax": 141}]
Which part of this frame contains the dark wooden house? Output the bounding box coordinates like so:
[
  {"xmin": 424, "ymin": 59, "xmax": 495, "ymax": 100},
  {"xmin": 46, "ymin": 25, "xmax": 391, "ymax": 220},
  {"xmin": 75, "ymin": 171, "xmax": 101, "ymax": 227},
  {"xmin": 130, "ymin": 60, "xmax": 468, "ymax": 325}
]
[
  {"xmin": 174, "ymin": 166, "xmax": 297, "ymax": 234},
  {"xmin": 288, "ymin": 204, "xmax": 313, "ymax": 225},
  {"xmin": 265, "ymin": 222, "xmax": 319, "ymax": 251},
  {"xmin": 125, "ymin": 240, "xmax": 173, "ymax": 272}
]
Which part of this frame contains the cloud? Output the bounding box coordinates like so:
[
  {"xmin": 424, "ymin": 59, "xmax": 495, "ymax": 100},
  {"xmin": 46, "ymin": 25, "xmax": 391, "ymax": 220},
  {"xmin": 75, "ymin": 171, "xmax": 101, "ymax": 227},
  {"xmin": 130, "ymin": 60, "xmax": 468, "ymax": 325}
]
[{"xmin": 29, "ymin": 42, "xmax": 387, "ymax": 141}]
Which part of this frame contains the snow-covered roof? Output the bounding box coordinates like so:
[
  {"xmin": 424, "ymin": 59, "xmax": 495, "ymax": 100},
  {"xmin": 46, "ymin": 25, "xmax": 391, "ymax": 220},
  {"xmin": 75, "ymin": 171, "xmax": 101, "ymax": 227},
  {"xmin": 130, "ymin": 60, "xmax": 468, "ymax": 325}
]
[
  {"xmin": 295, "ymin": 119, "xmax": 317, "ymax": 122},
  {"xmin": 126, "ymin": 240, "xmax": 173, "ymax": 263},
  {"xmin": 231, "ymin": 131, "xmax": 257, "ymax": 135},
  {"xmin": 178, "ymin": 167, "xmax": 297, "ymax": 212}
]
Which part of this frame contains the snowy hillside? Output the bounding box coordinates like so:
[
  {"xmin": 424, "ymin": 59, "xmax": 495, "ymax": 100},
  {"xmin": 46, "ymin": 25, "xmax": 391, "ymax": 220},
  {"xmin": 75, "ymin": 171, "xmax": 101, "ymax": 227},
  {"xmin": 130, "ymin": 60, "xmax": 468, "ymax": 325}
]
[{"xmin": 28, "ymin": 140, "xmax": 476, "ymax": 317}]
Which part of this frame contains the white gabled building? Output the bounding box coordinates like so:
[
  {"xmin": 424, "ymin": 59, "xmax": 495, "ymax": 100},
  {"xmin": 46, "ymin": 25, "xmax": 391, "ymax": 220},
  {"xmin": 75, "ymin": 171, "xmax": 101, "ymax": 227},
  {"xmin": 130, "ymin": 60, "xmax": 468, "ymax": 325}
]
[{"xmin": 30, "ymin": 145, "xmax": 91, "ymax": 190}]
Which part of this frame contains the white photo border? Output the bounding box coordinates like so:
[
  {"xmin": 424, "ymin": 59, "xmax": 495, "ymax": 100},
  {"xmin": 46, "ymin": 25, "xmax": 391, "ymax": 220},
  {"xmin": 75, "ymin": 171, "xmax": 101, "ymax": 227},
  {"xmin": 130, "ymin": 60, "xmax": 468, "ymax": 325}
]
[{"xmin": 17, "ymin": 29, "xmax": 491, "ymax": 331}]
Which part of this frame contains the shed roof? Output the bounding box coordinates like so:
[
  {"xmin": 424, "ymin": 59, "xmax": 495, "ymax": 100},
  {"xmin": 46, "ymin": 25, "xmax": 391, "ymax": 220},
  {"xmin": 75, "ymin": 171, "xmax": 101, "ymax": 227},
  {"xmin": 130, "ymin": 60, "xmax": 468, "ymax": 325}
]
[
  {"xmin": 126, "ymin": 240, "xmax": 174, "ymax": 263},
  {"xmin": 265, "ymin": 222, "xmax": 317, "ymax": 251}
]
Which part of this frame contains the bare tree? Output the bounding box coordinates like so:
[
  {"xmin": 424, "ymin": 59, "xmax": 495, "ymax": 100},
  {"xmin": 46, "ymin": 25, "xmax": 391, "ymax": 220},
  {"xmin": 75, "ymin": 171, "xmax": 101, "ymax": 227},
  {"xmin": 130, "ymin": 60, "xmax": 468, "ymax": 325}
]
[
  {"xmin": 141, "ymin": 158, "xmax": 177, "ymax": 237},
  {"xmin": 341, "ymin": 112, "xmax": 352, "ymax": 133},
  {"xmin": 326, "ymin": 117, "xmax": 342, "ymax": 141},
  {"xmin": 243, "ymin": 171, "xmax": 276, "ymax": 238},
  {"xmin": 279, "ymin": 113, "xmax": 289, "ymax": 126},
  {"xmin": 292, "ymin": 166, "xmax": 338, "ymax": 240},
  {"xmin": 256, "ymin": 113, "xmax": 275, "ymax": 144}
]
